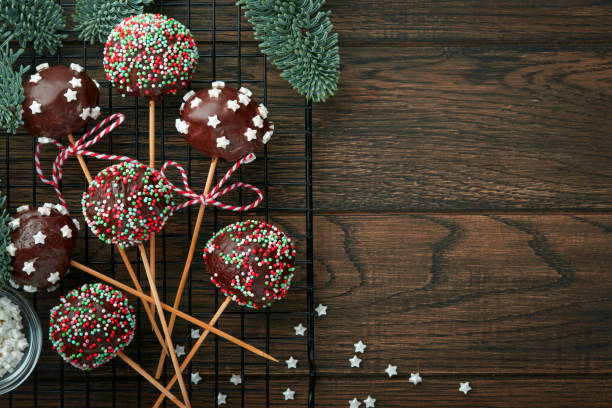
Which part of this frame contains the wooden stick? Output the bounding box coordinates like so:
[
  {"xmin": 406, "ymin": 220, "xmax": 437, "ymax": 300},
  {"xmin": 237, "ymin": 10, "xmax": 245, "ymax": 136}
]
[
  {"xmin": 155, "ymin": 157, "xmax": 218, "ymax": 378},
  {"xmin": 153, "ymin": 297, "xmax": 231, "ymax": 408},
  {"xmin": 117, "ymin": 352, "xmax": 185, "ymax": 408},
  {"xmin": 138, "ymin": 245, "xmax": 191, "ymax": 408},
  {"xmin": 66, "ymin": 133, "xmax": 166, "ymax": 352},
  {"xmin": 70, "ymin": 259, "xmax": 278, "ymax": 362},
  {"xmin": 149, "ymin": 100, "xmax": 156, "ymax": 286}
]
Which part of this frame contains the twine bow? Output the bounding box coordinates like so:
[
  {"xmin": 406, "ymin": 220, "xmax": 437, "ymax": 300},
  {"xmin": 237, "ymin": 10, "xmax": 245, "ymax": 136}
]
[
  {"xmin": 35, "ymin": 113, "xmax": 134, "ymax": 205},
  {"xmin": 161, "ymin": 153, "xmax": 263, "ymax": 212}
]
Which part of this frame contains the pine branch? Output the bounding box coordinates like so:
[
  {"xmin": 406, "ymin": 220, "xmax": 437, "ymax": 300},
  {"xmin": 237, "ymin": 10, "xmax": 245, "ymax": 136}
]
[
  {"xmin": 0, "ymin": 184, "xmax": 13, "ymax": 290},
  {"xmin": 237, "ymin": 0, "xmax": 340, "ymax": 102},
  {"xmin": 0, "ymin": 0, "xmax": 66, "ymax": 55},
  {"xmin": 0, "ymin": 32, "xmax": 28, "ymax": 135},
  {"xmin": 74, "ymin": 0, "xmax": 155, "ymax": 44}
]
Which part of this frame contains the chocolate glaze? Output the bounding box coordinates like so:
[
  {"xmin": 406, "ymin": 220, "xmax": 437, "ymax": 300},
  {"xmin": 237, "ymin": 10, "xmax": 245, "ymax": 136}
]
[
  {"xmin": 22, "ymin": 64, "xmax": 100, "ymax": 140},
  {"xmin": 9, "ymin": 204, "xmax": 78, "ymax": 292},
  {"xmin": 179, "ymin": 85, "xmax": 274, "ymax": 162}
]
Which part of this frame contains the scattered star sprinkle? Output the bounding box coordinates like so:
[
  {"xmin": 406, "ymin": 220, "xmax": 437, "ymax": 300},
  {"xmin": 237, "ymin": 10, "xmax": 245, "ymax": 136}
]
[
  {"xmin": 90, "ymin": 106, "xmax": 101, "ymax": 119},
  {"xmin": 174, "ymin": 344, "xmax": 186, "ymax": 358},
  {"xmin": 212, "ymin": 81, "xmax": 225, "ymax": 89},
  {"xmin": 72, "ymin": 218, "xmax": 80, "ymax": 230},
  {"xmin": 36, "ymin": 63, "xmax": 49, "ymax": 72},
  {"xmin": 354, "ymin": 340, "xmax": 367, "ymax": 354},
  {"xmin": 258, "ymin": 104, "xmax": 268, "ymax": 119},
  {"xmin": 238, "ymin": 93, "xmax": 251, "ymax": 105},
  {"xmin": 349, "ymin": 355, "xmax": 362, "ymax": 368},
  {"xmin": 79, "ymin": 107, "xmax": 91, "ymax": 120},
  {"xmin": 23, "ymin": 285, "xmax": 37, "ymax": 293},
  {"xmin": 29, "ymin": 101, "xmax": 42, "ymax": 114},
  {"xmin": 183, "ymin": 90, "xmax": 195, "ymax": 101},
  {"xmin": 216, "ymin": 136, "xmax": 230, "ymax": 149},
  {"xmin": 239, "ymin": 87, "xmax": 252, "ymax": 97},
  {"xmin": 244, "ymin": 127, "xmax": 257, "ymax": 141},
  {"xmin": 349, "ymin": 397, "xmax": 362, "ymax": 408},
  {"xmin": 190, "ymin": 97, "xmax": 202, "ymax": 108},
  {"xmin": 9, "ymin": 218, "xmax": 19, "ymax": 230},
  {"xmin": 364, "ymin": 396, "xmax": 376, "ymax": 407},
  {"xmin": 175, "ymin": 118, "xmax": 189, "ymax": 134},
  {"xmin": 33, "ymin": 231, "xmax": 46, "ymax": 245},
  {"xmin": 64, "ymin": 88, "xmax": 77, "ymax": 102},
  {"xmin": 29, "ymin": 73, "xmax": 42, "ymax": 83},
  {"xmin": 217, "ymin": 392, "xmax": 227, "ymax": 405},
  {"xmin": 459, "ymin": 382, "xmax": 471, "ymax": 395},
  {"xmin": 54, "ymin": 204, "xmax": 68, "ymax": 215},
  {"xmin": 190, "ymin": 372, "xmax": 202, "ymax": 384},
  {"xmin": 6, "ymin": 243, "xmax": 16, "ymax": 256},
  {"xmin": 283, "ymin": 388, "xmax": 295, "ymax": 400},
  {"xmin": 315, "ymin": 304, "xmax": 327, "ymax": 316},
  {"xmin": 252, "ymin": 115, "xmax": 264, "ymax": 128},
  {"xmin": 230, "ymin": 374, "xmax": 242, "ymax": 386},
  {"xmin": 69, "ymin": 77, "xmax": 82, "ymax": 88},
  {"xmin": 385, "ymin": 364, "xmax": 397, "ymax": 378},
  {"xmin": 22, "ymin": 261, "xmax": 36, "ymax": 275},
  {"xmin": 17, "ymin": 205, "xmax": 29, "ymax": 213},
  {"xmin": 294, "ymin": 323, "xmax": 306, "ymax": 336},
  {"xmin": 409, "ymin": 372, "xmax": 422, "ymax": 385},
  {"xmin": 70, "ymin": 63, "xmax": 83, "ymax": 73},
  {"xmin": 47, "ymin": 272, "xmax": 60, "ymax": 284},
  {"xmin": 191, "ymin": 329, "xmax": 200, "ymax": 339},
  {"xmin": 263, "ymin": 130, "xmax": 273, "ymax": 144},
  {"xmin": 209, "ymin": 88, "xmax": 222, "ymax": 99},
  {"xmin": 226, "ymin": 100, "xmax": 240, "ymax": 111},
  {"xmin": 286, "ymin": 356, "xmax": 298, "ymax": 369},
  {"xmin": 208, "ymin": 115, "xmax": 221, "ymax": 128},
  {"xmin": 59, "ymin": 225, "xmax": 73, "ymax": 239},
  {"xmin": 37, "ymin": 207, "xmax": 51, "ymax": 216},
  {"xmin": 93, "ymin": 79, "xmax": 100, "ymax": 89}
]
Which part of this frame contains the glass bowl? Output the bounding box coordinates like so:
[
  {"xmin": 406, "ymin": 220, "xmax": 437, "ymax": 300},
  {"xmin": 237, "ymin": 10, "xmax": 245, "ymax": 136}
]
[{"xmin": 0, "ymin": 286, "xmax": 43, "ymax": 395}]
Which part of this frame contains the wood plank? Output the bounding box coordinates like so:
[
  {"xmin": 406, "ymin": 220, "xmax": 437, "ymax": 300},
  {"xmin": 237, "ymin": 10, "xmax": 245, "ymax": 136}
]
[
  {"xmin": 313, "ymin": 46, "xmax": 612, "ymax": 211},
  {"xmin": 313, "ymin": 213, "xmax": 612, "ymax": 374}
]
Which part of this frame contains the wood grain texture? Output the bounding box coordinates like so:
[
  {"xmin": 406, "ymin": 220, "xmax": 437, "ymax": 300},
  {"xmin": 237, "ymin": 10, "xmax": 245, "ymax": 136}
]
[{"xmin": 313, "ymin": 46, "xmax": 612, "ymax": 211}]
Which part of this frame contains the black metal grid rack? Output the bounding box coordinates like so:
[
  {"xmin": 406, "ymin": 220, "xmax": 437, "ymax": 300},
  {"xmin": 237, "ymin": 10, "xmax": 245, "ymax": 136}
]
[{"xmin": 1, "ymin": 1, "xmax": 315, "ymax": 407}]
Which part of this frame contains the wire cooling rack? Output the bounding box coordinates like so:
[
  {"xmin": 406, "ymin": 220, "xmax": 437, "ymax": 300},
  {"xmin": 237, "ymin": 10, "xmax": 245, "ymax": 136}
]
[{"xmin": 1, "ymin": 1, "xmax": 315, "ymax": 407}]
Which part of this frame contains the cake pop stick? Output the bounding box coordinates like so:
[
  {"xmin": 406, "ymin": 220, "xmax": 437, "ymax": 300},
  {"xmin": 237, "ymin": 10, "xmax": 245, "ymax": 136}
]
[
  {"xmin": 69, "ymin": 259, "xmax": 278, "ymax": 362},
  {"xmin": 157, "ymin": 82, "xmax": 273, "ymax": 375},
  {"xmin": 149, "ymin": 100, "xmax": 156, "ymax": 288}
]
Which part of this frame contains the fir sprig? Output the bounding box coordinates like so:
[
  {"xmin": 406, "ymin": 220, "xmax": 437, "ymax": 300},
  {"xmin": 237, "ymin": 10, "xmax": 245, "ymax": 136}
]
[
  {"xmin": 0, "ymin": 0, "xmax": 66, "ymax": 55},
  {"xmin": 74, "ymin": 0, "xmax": 155, "ymax": 44},
  {"xmin": 0, "ymin": 33, "xmax": 28, "ymax": 135},
  {"xmin": 237, "ymin": 0, "xmax": 340, "ymax": 102},
  {"xmin": 0, "ymin": 185, "xmax": 13, "ymax": 290}
]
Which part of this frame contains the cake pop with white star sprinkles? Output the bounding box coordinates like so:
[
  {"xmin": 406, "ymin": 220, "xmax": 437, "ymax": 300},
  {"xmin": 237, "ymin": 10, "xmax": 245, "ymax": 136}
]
[
  {"xmin": 6, "ymin": 204, "xmax": 79, "ymax": 293},
  {"xmin": 22, "ymin": 64, "xmax": 101, "ymax": 140},
  {"xmin": 49, "ymin": 283, "xmax": 136, "ymax": 371},
  {"xmin": 103, "ymin": 13, "xmax": 198, "ymax": 101},
  {"xmin": 204, "ymin": 220, "xmax": 296, "ymax": 309},
  {"xmin": 176, "ymin": 82, "xmax": 274, "ymax": 162},
  {"xmin": 81, "ymin": 161, "xmax": 174, "ymax": 248}
]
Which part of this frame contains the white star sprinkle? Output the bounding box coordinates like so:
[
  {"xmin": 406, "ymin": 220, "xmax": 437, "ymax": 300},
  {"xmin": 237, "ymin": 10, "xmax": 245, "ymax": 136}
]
[
  {"xmin": 93, "ymin": 79, "xmax": 100, "ymax": 89},
  {"xmin": 364, "ymin": 396, "xmax": 376, "ymax": 407},
  {"xmin": 238, "ymin": 93, "xmax": 251, "ymax": 106},
  {"xmin": 64, "ymin": 88, "xmax": 77, "ymax": 102},
  {"xmin": 354, "ymin": 340, "xmax": 367, "ymax": 354},
  {"xmin": 385, "ymin": 364, "xmax": 397, "ymax": 378},
  {"xmin": 409, "ymin": 372, "xmax": 422, "ymax": 385},
  {"xmin": 191, "ymin": 329, "xmax": 200, "ymax": 339},
  {"xmin": 47, "ymin": 272, "xmax": 60, "ymax": 284},
  {"xmin": 36, "ymin": 63, "xmax": 49, "ymax": 72},
  {"xmin": 38, "ymin": 207, "xmax": 51, "ymax": 216},
  {"xmin": 286, "ymin": 356, "xmax": 298, "ymax": 369},
  {"xmin": 79, "ymin": 107, "xmax": 91, "ymax": 120},
  {"xmin": 179, "ymin": 102, "xmax": 185, "ymax": 112},
  {"xmin": 29, "ymin": 101, "xmax": 42, "ymax": 114},
  {"xmin": 208, "ymin": 115, "xmax": 221, "ymax": 128},
  {"xmin": 190, "ymin": 97, "xmax": 202, "ymax": 108},
  {"xmin": 33, "ymin": 231, "xmax": 46, "ymax": 245},
  {"xmin": 182, "ymin": 90, "xmax": 195, "ymax": 101},
  {"xmin": 89, "ymin": 106, "xmax": 101, "ymax": 119},
  {"xmin": 208, "ymin": 88, "xmax": 222, "ymax": 99},
  {"xmin": 23, "ymin": 285, "xmax": 37, "ymax": 293},
  {"xmin": 22, "ymin": 261, "xmax": 36, "ymax": 275},
  {"xmin": 9, "ymin": 218, "xmax": 20, "ymax": 230},
  {"xmin": 349, "ymin": 398, "xmax": 362, "ymax": 408},
  {"xmin": 54, "ymin": 204, "xmax": 68, "ymax": 215},
  {"xmin": 8, "ymin": 279, "xmax": 19, "ymax": 289},
  {"xmin": 69, "ymin": 77, "xmax": 82, "ymax": 88},
  {"xmin": 283, "ymin": 388, "xmax": 295, "ymax": 400},
  {"xmin": 61, "ymin": 225, "xmax": 73, "ymax": 238},
  {"xmin": 315, "ymin": 304, "xmax": 327, "ymax": 316},
  {"xmin": 70, "ymin": 63, "xmax": 83, "ymax": 73},
  {"xmin": 349, "ymin": 355, "xmax": 362, "ymax": 368},
  {"xmin": 6, "ymin": 243, "xmax": 16, "ymax": 257},
  {"xmin": 17, "ymin": 205, "xmax": 29, "ymax": 213},
  {"xmin": 43, "ymin": 203, "xmax": 53, "ymax": 208},
  {"xmin": 190, "ymin": 372, "xmax": 202, "ymax": 384},
  {"xmin": 244, "ymin": 128, "xmax": 257, "ymax": 141},
  {"xmin": 294, "ymin": 323, "xmax": 306, "ymax": 336},
  {"xmin": 212, "ymin": 81, "xmax": 225, "ymax": 89},
  {"xmin": 217, "ymin": 392, "xmax": 227, "ymax": 405},
  {"xmin": 263, "ymin": 130, "xmax": 273, "ymax": 144},
  {"xmin": 258, "ymin": 104, "xmax": 268, "ymax": 119},
  {"xmin": 230, "ymin": 374, "xmax": 242, "ymax": 386},
  {"xmin": 252, "ymin": 115, "xmax": 264, "ymax": 128},
  {"xmin": 175, "ymin": 118, "xmax": 189, "ymax": 134},
  {"xmin": 226, "ymin": 99, "xmax": 240, "ymax": 111},
  {"xmin": 216, "ymin": 136, "xmax": 230, "ymax": 149},
  {"xmin": 174, "ymin": 344, "xmax": 186, "ymax": 358},
  {"xmin": 239, "ymin": 87, "xmax": 252, "ymax": 97},
  {"xmin": 29, "ymin": 73, "xmax": 42, "ymax": 84},
  {"xmin": 47, "ymin": 285, "xmax": 58, "ymax": 292},
  {"xmin": 459, "ymin": 382, "xmax": 471, "ymax": 395},
  {"xmin": 72, "ymin": 218, "xmax": 80, "ymax": 230}
]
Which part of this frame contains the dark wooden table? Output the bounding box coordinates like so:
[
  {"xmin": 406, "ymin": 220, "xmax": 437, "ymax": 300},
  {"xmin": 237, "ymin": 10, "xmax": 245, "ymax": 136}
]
[{"xmin": 3, "ymin": 1, "xmax": 612, "ymax": 407}]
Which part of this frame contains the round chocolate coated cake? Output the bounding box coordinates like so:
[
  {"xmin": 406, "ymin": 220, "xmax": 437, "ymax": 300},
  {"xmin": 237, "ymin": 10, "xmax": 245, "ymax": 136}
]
[
  {"xmin": 81, "ymin": 161, "xmax": 174, "ymax": 248},
  {"xmin": 103, "ymin": 13, "xmax": 198, "ymax": 101},
  {"xmin": 176, "ymin": 82, "xmax": 274, "ymax": 162},
  {"xmin": 204, "ymin": 220, "xmax": 296, "ymax": 309},
  {"xmin": 7, "ymin": 204, "xmax": 79, "ymax": 293},
  {"xmin": 22, "ymin": 63, "xmax": 101, "ymax": 140},
  {"xmin": 49, "ymin": 283, "xmax": 136, "ymax": 371}
]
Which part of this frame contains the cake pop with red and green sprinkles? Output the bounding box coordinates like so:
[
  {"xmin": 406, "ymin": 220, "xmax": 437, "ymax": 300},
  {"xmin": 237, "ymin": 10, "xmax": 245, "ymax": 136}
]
[
  {"xmin": 81, "ymin": 161, "xmax": 175, "ymax": 248},
  {"xmin": 204, "ymin": 220, "xmax": 296, "ymax": 309},
  {"xmin": 103, "ymin": 13, "xmax": 198, "ymax": 101},
  {"xmin": 49, "ymin": 283, "xmax": 136, "ymax": 371}
]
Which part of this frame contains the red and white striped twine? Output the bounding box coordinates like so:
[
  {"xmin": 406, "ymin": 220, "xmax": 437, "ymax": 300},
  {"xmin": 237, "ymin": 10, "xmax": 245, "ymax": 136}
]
[{"xmin": 161, "ymin": 153, "xmax": 263, "ymax": 212}]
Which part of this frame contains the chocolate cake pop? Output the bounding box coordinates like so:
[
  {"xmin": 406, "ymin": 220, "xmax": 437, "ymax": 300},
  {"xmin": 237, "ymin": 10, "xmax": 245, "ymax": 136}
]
[
  {"xmin": 204, "ymin": 220, "xmax": 296, "ymax": 309},
  {"xmin": 49, "ymin": 283, "xmax": 136, "ymax": 371},
  {"xmin": 81, "ymin": 161, "xmax": 175, "ymax": 248},
  {"xmin": 176, "ymin": 82, "xmax": 274, "ymax": 162},
  {"xmin": 103, "ymin": 13, "xmax": 199, "ymax": 101},
  {"xmin": 22, "ymin": 64, "xmax": 101, "ymax": 140},
  {"xmin": 6, "ymin": 204, "xmax": 79, "ymax": 293}
]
